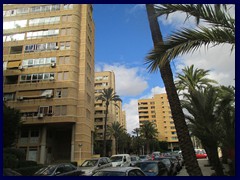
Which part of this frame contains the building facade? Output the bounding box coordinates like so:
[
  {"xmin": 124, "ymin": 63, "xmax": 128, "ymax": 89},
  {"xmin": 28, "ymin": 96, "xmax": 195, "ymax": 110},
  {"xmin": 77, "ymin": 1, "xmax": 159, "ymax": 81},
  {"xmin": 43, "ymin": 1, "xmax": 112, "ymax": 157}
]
[
  {"xmin": 3, "ymin": 4, "xmax": 95, "ymax": 164},
  {"xmin": 138, "ymin": 94, "xmax": 179, "ymax": 150},
  {"xmin": 94, "ymin": 71, "xmax": 124, "ymax": 155}
]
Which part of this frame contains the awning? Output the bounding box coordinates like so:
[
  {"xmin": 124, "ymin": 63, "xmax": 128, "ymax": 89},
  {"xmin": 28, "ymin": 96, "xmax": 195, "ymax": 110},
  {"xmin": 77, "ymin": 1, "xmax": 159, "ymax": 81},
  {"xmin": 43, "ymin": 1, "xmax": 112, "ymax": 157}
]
[
  {"xmin": 7, "ymin": 61, "xmax": 21, "ymax": 68},
  {"xmin": 41, "ymin": 90, "xmax": 53, "ymax": 96}
]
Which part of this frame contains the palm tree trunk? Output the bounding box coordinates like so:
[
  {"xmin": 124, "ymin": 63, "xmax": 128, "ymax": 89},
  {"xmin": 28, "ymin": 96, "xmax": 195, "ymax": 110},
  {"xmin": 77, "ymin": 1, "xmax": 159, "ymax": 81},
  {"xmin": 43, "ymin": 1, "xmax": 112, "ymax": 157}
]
[
  {"xmin": 103, "ymin": 102, "xmax": 109, "ymax": 157},
  {"xmin": 208, "ymin": 144, "xmax": 224, "ymax": 176},
  {"xmin": 146, "ymin": 4, "xmax": 202, "ymax": 176}
]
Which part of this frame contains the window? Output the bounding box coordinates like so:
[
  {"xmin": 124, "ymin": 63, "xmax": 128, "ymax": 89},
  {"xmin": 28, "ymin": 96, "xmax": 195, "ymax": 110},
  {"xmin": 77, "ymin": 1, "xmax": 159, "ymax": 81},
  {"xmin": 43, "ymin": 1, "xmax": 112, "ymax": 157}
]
[
  {"xmin": 63, "ymin": 4, "xmax": 73, "ymax": 10},
  {"xmin": 10, "ymin": 46, "xmax": 23, "ymax": 54},
  {"xmin": 3, "ymin": 93, "xmax": 15, "ymax": 101},
  {"xmin": 54, "ymin": 106, "xmax": 67, "ymax": 116},
  {"xmin": 31, "ymin": 130, "xmax": 39, "ymax": 137},
  {"xmin": 62, "ymin": 15, "xmax": 72, "ymax": 22},
  {"xmin": 59, "ymin": 41, "xmax": 71, "ymax": 50},
  {"xmin": 55, "ymin": 88, "xmax": 68, "ymax": 98},
  {"xmin": 39, "ymin": 106, "xmax": 53, "ymax": 115}
]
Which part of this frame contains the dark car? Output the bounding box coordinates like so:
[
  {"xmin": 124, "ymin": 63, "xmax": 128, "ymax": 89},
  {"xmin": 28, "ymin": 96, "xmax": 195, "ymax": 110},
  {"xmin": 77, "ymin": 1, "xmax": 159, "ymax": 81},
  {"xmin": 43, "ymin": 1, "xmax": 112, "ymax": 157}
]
[
  {"xmin": 92, "ymin": 167, "xmax": 146, "ymax": 176},
  {"xmin": 3, "ymin": 168, "xmax": 22, "ymax": 176},
  {"xmin": 165, "ymin": 156, "xmax": 182, "ymax": 172},
  {"xmin": 154, "ymin": 157, "xmax": 177, "ymax": 176},
  {"xmin": 151, "ymin": 151, "xmax": 161, "ymax": 160},
  {"xmin": 34, "ymin": 163, "xmax": 83, "ymax": 176},
  {"xmin": 139, "ymin": 155, "xmax": 151, "ymax": 161},
  {"xmin": 134, "ymin": 160, "xmax": 168, "ymax": 176},
  {"xmin": 130, "ymin": 155, "xmax": 141, "ymax": 166},
  {"xmin": 78, "ymin": 157, "xmax": 112, "ymax": 176}
]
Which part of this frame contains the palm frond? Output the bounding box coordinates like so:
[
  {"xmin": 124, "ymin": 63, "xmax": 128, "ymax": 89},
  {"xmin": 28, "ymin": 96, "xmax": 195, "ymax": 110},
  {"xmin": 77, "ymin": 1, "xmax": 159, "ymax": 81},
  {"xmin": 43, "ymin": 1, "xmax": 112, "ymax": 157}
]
[
  {"xmin": 154, "ymin": 4, "xmax": 235, "ymax": 29},
  {"xmin": 146, "ymin": 26, "xmax": 235, "ymax": 71}
]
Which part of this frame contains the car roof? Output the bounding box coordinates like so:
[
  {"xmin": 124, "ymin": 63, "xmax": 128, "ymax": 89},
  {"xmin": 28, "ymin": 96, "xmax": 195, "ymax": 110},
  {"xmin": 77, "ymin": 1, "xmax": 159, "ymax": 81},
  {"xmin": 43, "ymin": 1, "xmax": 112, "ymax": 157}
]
[
  {"xmin": 96, "ymin": 167, "xmax": 140, "ymax": 172},
  {"xmin": 136, "ymin": 160, "xmax": 159, "ymax": 163}
]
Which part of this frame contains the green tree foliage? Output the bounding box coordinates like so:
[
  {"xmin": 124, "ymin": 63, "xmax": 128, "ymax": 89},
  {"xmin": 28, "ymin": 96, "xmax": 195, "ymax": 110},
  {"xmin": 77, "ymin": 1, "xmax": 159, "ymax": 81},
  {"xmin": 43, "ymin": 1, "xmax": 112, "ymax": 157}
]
[
  {"xmin": 3, "ymin": 104, "xmax": 22, "ymax": 148},
  {"xmin": 108, "ymin": 121, "xmax": 125, "ymax": 154},
  {"xmin": 95, "ymin": 88, "xmax": 122, "ymax": 156},
  {"xmin": 146, "ymin": 4, "xmax": 235, "ymax": 68},
  {"xmin": 139, "ymin": 121, "xmax": 158, "ymax": 154},
  {"xmin": 175, "ymin": 65, "xmax": 217, "ymax": 94}
]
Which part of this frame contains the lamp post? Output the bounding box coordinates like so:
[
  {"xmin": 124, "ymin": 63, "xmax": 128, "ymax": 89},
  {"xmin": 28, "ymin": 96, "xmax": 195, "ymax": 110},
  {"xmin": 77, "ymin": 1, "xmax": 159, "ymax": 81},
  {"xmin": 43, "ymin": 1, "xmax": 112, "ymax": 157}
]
[{"xmin": 78, "ymin": 143, "xmax": 82, "ymax": 165}]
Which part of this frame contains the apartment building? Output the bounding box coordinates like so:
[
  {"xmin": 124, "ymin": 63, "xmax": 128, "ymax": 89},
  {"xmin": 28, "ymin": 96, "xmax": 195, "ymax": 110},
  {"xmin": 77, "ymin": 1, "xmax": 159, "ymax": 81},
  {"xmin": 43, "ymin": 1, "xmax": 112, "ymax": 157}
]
[
  {"xmin": 3, "ymin": 4, "xmax": 95, "ymax": 164},
  {"xmin": 138, "ymin": 94, "xmax": 179, "ymax": 150},
  {"xmin": 94, "ymin": 71, "xmax": 124, "ymax": 155}
]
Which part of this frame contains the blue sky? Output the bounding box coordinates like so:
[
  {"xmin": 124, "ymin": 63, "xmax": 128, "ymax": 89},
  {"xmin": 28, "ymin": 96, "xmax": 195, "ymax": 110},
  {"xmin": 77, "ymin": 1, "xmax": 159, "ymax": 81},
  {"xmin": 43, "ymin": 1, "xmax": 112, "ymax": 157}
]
[{"xmin": 93, "ymin": 4, "xmax": 235, "ymax": 134}]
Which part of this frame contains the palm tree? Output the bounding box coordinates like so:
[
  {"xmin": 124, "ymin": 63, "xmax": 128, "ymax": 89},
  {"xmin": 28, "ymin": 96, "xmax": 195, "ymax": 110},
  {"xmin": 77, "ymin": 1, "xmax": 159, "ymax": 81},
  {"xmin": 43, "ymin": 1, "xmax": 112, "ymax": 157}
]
[
  {"xmin": 147, "ymin": 4, "xmax": 235, "ymax": 65},
  {"xmin": 145, "ymin": 4, "xmax": 202, "ymax": 175},
  {"xmin": 132, "ymin": 128, "xmax": 142, "ymax": 155},
  {"xmin": 108, "ymin": 121, "xmax": 125, "ymax": 154},
  {"xmin": 216, "ymin": 86, "xmax": 235, "ymax": 175},
  {"xmin": 139, "ymin": 121, "xmax": 158, "ymax": 154},
  {"xmin": 175, "ymin": 65, "xmax": 217, "ymax": 95},
  {"xmin": 96, "ymin": 88, "xmax": 122, "ymax": 156},
  {"xmin": 182, "ymin": 86, "xmax": 224, "ymax": 176}
]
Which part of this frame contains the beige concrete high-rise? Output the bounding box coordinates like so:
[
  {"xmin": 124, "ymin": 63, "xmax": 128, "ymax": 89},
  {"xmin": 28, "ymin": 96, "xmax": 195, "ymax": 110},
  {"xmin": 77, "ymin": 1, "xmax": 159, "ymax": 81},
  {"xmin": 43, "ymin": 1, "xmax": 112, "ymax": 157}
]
[
  {"xmin": 138, "ymin": 94, "xmax": 179, "ymax": 150},
  {"xmin": 3, "ymin": 4, "xmax": 95, "ymax": 164},
  {"xmin": 94, "ymin": 71, "xmax": 124, "ymax": 155}
]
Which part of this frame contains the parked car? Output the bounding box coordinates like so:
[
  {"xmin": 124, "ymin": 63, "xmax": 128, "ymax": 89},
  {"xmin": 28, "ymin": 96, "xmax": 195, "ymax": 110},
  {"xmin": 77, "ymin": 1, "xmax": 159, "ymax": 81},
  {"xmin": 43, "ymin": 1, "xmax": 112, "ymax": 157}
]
[
  {"xmin": 34, "ymin": 163, "xmax": 83, "ymax": 176},
  {"xmin": 195, "ymin": 149, "xmax": 208, "ymax": 159},
  {"xmin": 154, "ymin": 157, "xmax": 177, "ymax": 176},
  {"xmin": 151, "ymin": 151, "xmax": 161, "ymax": 160},
  {"xmin": 3, "ymin": 168, "xmax": 22, "ymax": 176},
  {"xmin": 78, "ymin": 157, "xmax": 112, "ymax": 176},
  {"xmin": 130, "ymin": 155, "xmax": 141, "ymax": 166},
  {"xmin": 139, "ymin": 155, "xmax": 151, "ymax": 161},
  {"xmin": 165, "ymin": 156, "xmax": 182, "ymax": 172},
  {"xmin": 134, "ymin": 160, "xmax": 168, "ymax": 176},
  {"xmin": 110, "ymin": 154, "xmax": 131, "ymax": 167},
  {"xmin": 92, "ymin": 167, "xmax": 145, "ymax": 176}
]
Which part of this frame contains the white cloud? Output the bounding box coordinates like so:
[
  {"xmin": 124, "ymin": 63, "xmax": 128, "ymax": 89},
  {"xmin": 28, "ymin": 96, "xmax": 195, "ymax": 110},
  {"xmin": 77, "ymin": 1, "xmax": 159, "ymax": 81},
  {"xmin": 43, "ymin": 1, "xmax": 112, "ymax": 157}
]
[
  {"xmin": 124, "ymin": 86, "xmax": 166, "ymax": 134},
  {"xmin": 176, "ymin": 44, "xmax": 235, "ymax": 86},
  {"xmin": 128, "ymin": 4, "xmax": 145, "ymax": 14},
  {"xmin": 98, "ymin": 64, "xmax": 148, "ymax": 96},
  {"xmin": 141, "ymin": 86, "xmax": 166, "ymax": 99},
  {"xmin": 123, "ymin": 99, "xmax": 139, "ymax": 134}
]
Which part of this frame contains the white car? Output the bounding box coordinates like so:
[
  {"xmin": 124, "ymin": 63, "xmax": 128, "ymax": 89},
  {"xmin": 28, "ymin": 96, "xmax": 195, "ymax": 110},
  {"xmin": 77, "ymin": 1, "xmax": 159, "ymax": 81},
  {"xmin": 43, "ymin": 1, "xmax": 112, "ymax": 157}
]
[{"xmin": 110, "ymin": 154, "xmax": 131, "ymax": 167}]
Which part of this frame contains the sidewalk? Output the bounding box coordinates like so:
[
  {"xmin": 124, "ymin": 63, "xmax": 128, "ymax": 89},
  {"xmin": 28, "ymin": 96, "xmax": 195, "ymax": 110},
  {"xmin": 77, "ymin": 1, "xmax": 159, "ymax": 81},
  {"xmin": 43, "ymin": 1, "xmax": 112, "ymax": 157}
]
[{"xmin": 177, "ymin": 159, "xmax": 229, "ymax": 176}]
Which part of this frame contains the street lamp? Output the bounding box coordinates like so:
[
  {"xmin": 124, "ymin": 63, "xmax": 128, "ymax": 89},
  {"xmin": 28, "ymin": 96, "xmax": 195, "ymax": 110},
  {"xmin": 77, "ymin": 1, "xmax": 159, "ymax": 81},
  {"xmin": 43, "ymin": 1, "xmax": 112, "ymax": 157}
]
[{"xmin": 78, "ymin": 143, "xmax": 82, "ymax": 165}]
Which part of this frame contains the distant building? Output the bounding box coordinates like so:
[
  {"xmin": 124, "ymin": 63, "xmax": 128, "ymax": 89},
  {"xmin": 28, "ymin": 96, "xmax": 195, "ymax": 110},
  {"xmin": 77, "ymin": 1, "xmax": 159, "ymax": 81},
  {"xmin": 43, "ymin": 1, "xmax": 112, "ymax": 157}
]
[
  {"xmin": 3, "ymin": 4, "xmax": 95, "ymax": 164},
  {"xmin": 94, "ymin": 71, "xmax": 125, "ymax": 155},
  {"xmin": 138, "ymin": 94, "xmax": 179, "ymax": 150}
]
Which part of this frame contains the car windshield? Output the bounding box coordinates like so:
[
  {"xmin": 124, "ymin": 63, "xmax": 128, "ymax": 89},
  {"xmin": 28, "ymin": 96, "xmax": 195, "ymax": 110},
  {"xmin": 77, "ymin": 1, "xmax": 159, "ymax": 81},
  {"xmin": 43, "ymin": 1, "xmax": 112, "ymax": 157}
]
[
  {"xmin": 159, "ymin": 159, "xmax": 171, "ymax": 166},
  {"xmin": 110, "ymin": 156, "xmax": 123, "ymax": 162},
  {"xmin": 93, "ymin": 171, "xmax": 125, "ymax": 176},
  {"xmin": 81, "ymin": 160, "xmax": 98, "ymax": 167},
  {"xmin": 139, "ymin": 156, "xmax": 147, "ymax": 159},
  {"xmin": 136, "ymin": 163, "xmax": 158, "ymax": 174},
  {"xmin": 34, "ymin": 165, "xmax": 56, "ymax": 175},
  {"xmin": 195, "ymin": 149, "xmax": 206, "ymax": 154},
  {"xmin": 131, "ymin": 157, "xmax": 137, "ymax": 161}
]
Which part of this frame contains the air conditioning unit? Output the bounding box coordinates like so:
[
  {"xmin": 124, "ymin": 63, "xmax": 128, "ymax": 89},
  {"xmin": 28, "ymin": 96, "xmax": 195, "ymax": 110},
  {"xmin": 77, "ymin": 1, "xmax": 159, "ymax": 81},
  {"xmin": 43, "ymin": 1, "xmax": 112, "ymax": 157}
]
[
  {"xmin": 18, "ymin": 96, "xmax": 24, "ymax": 101},
  {"xmin": 46, "ymin": 94, "xmax": 52, "ymax": 99},
  {"xmin": 54, "ymin": 46, "xmax": 59, "ymax": 50},
  {"xmin": 18, "ymin": 66, "xmax": 24, "ymax": 70},
  {"xmin": 50, "ymin": 77, "xmax": 55, "ymax": 81},
  {"xmin": 51, "ymin": 63, "xmax": 56, "ymax": 68},
  {"xmin": 38, "ymin": 113, "xmax": 44, "ymax": 119}
]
